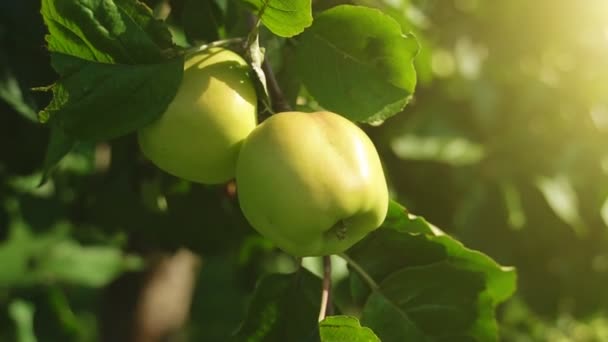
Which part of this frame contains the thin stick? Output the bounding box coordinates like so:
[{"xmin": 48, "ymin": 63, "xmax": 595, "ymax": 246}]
[
  {"xmin": 318, "ymin": 256, "xmax": 332, "ymax": 322},
  {"xmin": 263, "ymin": 60, "xmax": 291, "ymax": 112},
  {"xmin": 339, "ymin": 253, "xmax": 379, "ymax": 291}
]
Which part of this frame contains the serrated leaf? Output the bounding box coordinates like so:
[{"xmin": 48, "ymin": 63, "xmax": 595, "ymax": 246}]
[
  {"xmin": 319, "ymin": 315, "xmax": 379, "ymax": 342},
  {"xmin": 343, "ymin": 200, "xmax": 516, "ymax": 341},
  {"xmin": 38, "ymin": 0, "xmax": 181, "ymax": 172},
  {"xmin": 41, "ymin": 0, "xmax": 174, "ymax": 64},
  {"xmin": 41, "ymin": 53, "xmax": 183, "ymax": 141},
  {"xmin": 244, "ymin": 0, "xmax": 312, "ymax": 37},
  {"xmin": 296, "ymin": 5, "xmax": 418, "ymax": 123},
  {"xmin": 234, "ymin": 270, "xmax": 321, "ymax": 341}
]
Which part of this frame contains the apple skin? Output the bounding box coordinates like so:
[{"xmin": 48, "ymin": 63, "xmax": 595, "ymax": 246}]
[
  {"xmin": 236, "ymin": 111, "xmax": 389, "ymax": 257},
  {"xmin": 138, "ymin": 48, "xmax": 257, "ymax": 184}
]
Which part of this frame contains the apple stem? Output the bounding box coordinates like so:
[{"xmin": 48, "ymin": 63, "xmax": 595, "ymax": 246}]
[
  {"xmin": 339, "ymin": 253, "xmax": 379, "ymax": 291},
  {"xmin": 318, "ymin": 255, "xmax": 332, "ymax": 322}
]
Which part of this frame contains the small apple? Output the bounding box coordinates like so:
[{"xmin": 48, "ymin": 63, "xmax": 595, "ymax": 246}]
[
  {"xmin": 138, "ymin": 48, "xmax": 257, "ymax": 184},
  {"xmin": 236, "ymin": 111, "xmax": 389, "ymax": 257}
]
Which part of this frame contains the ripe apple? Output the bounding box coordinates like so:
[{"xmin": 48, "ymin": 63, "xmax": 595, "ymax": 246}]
[
  {"xmin": 138, "ymin": 48, "xmax": 257, "ymax": 184},
  {"xmin": 236, "ymin": 111, "xmax": 389, "ymax": 257}
]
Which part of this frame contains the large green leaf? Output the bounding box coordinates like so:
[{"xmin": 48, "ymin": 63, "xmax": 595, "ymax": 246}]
[
  {"xmin": 296, "ymin": 5, "xmax": 418, "ymax": 123},
  {"xmin": 40, "ymin": 53, "xmax": 183, "ymax": 141},
  {"xmin": 244, "ymin": 0, "xmax": 312, "ymax": 37},
  {"xmin": 38, "ymin": 0, "xmax": 182, "ymax": 174},
  {"xmin": 343, "ymin": 201, "xmax": 516, "ymax": 341},
  {"xmin": 41, "ymin": 0, "xmax": 174, "ymax": 64},
  {"xmin": 360, "ymin": 291, "xmax": 428, "ymax": 341},
  {"xmin": 234, "ymin": 270, "xmax": 321, "ymax": 341}
]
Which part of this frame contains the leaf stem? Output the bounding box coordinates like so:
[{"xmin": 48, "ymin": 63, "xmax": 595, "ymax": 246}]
[
  {"xmin": 245, "ymin": 14, "xmax": 291, "ymax": 114},
  {"xmin": 318, "ymin": 255, "xmax": 332, "ymax": 322},
  {"xmin": 245, "ymin": 14, "xmax": 262, "ymax": 53},
  {"xmin": 339, "ymin": 253, "xmax": 379, "ymax": 291}
]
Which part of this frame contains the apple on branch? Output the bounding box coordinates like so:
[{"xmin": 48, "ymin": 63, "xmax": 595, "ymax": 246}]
[
  {"xmin": 138, "ymin": 48, "xmax": 257, "ymax": 184},
  {"xmin": 236, "ymin": 111, "xmax": 389, "ymax": 257}
]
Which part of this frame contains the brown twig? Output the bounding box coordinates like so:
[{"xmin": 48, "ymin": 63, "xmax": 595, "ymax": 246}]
[
  {"xmin": 318, "ymin": 256, "xmax": 332, "ymax": 321},
  {"xmin": 262, "ymin": 60, "xmax": 291, "ymax": 113}
]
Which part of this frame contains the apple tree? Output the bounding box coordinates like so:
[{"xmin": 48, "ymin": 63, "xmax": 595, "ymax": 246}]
[{"xmin": 0, "ymin": 0, "xmax": 516, "ymax": 341}]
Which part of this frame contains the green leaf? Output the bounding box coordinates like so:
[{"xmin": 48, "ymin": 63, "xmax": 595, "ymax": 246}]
[
  {"xmin": 0, "ymin": 221, "xmax": 141, "ymax": 289},
  {"xmin": 296, "ymin": 5, "xmax": 418, "ymax": 123},
  {"xmin": 373, "ymin": 262, "xmax": 487, "ymax": 340},
  {"xmin": 234, "ymin": 270, "xmax": 321, "ymax": 341},
  {"xmin": 41, "ymin": 0, "xmax": 174, "ymax": 64},
  {"xmin": 38, "ymin": 0, "xmax": 182, "ymax": 170},
  {"xmin": 536, "ymin": 174, "xmax": 586, "ymax": 236},
  {"xmin": 243, "ymin": 0, "xmax": 312, "ymax": 37},
  {"xmin": 382, "ymin": 201, "xmax": 434, "ymax": 235},
  {"xmin": 8, "ymin": 300, "xmax": 37, "ymax": 342},
  {"xmin": 0, "ymin": 68, "xmax": 37, "ymax": 122},
  {"xmin": 0, "ymin": 221, "xmax": 59, "ymax": 288},
  {"xmin": 40, "ymin": 53, "xmax": 183, "ymax": 141},
  {"xmin": 343, "ymin": 201, "xmax": 516, "ymax": 341},
  {"xmin": 361, "ymin": 292, "xmax": 428, "ymax": 342},
  {"xmin": 39, "ymin": 123, "xmax": 75, "ymax": 185},
  {"xmin": 36, "ymin": 240, "xmax": 142, "ymax": 287},
  {"xmin": 319, "ymin": 315, "xmax": 379, "ymax": 342}
]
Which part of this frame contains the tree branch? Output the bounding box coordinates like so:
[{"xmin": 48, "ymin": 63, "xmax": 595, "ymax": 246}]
[{"xmin": 263, "ymin": 60, "xmax": 291, "ymax": 113}]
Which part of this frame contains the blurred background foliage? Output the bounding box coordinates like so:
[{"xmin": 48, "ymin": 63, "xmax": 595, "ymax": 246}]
[{"xmin": 1, "ymin": 0, "xmax": 608, "ymax": 341}]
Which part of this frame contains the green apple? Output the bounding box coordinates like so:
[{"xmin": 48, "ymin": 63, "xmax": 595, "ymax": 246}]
[
  {"xmin": 236, "ymin": 111, "xmax": 389, "ymax": 257},
  {"xmin": 138, "ymin": 48, "xmax": 257, "ymax": 184}
]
